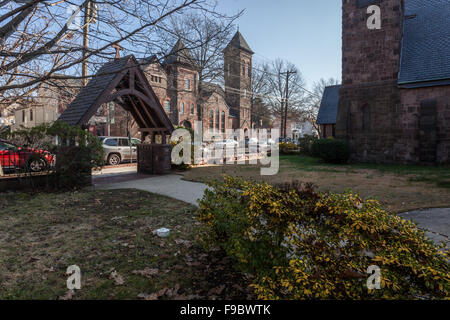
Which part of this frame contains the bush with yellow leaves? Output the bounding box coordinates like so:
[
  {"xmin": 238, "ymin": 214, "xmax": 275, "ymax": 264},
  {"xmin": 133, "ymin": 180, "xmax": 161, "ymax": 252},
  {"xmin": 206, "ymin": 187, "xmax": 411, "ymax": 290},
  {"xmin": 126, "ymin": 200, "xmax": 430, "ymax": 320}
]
[
  {"xmin": 279, "ymin": 142, "xmax": 299, "ymax": 155},
  {"xmin": 197, "ymin": 176, "xmax": 449, "ymax": 299}
]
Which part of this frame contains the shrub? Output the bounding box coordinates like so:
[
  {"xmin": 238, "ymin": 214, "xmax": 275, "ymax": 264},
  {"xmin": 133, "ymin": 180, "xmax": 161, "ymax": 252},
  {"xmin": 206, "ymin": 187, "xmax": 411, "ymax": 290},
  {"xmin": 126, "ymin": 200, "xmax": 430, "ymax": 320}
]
[
  {"xmin": 170, "ymin": 125, "xmax": 195, "ymax": 171},
  {"xmin": 298, "ymin": 134, "xmax": 318, "ymax": 156},
  {"xmin": 279, "ymin": 142, "xmax": 298, "ymax": 155},
  {"xmin": 197, "ymin": 177, "xmax": 450, "ymax": 300},
  {"xmin": 311, "ymin": 138, "xmax": 350, "ymax": 163},
  {"xmin": 5, "ymin": 121, "xmax": 104, "ymax": 190}
]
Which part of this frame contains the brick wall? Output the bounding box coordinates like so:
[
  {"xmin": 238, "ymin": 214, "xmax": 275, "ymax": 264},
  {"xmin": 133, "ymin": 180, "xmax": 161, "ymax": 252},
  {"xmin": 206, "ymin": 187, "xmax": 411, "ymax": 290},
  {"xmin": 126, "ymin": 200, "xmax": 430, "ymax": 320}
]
[{"xmin": 224, "ymin": 46, "xmax": 252, "ymax": 130}]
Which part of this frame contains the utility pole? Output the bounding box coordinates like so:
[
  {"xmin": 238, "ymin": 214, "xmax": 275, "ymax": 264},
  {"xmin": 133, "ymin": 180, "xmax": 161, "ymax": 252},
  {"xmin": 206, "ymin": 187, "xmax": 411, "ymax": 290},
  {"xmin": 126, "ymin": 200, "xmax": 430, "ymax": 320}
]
[
  {"xmin": 82, "ymin": 1, "xmax": 97, "ymax": 86},
  {"xmin": 82, "ymin": 1, "xmax": 91, "ymax": 87},
  {"xmin": 281, "ymin": 70, "xmax": 296, "ymax": 139}
]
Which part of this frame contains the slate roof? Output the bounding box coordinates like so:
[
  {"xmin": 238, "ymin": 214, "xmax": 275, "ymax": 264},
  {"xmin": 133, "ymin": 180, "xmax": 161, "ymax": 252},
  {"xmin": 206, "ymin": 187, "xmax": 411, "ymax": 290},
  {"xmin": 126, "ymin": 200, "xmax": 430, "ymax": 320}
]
[
  {"xmin": 163, "ymin": 39, "xmax": 196, "ymax": 66},
  {"xmin": 316, "ymin": 85, "xmax": 341, "ymax": 125},
  {"xmin": 58, "ymin": 55, "xmax": 173, "ymax": 131},
  {"xmin": 226, "ymin": 31, "xmax": 254, "ymax": 54},
  {"xmin": 58, "ymin": 56, "xmax": 133, "ymax": 126},
  {"xmin": 398, "ymin": 0, "xmax": 450, "ymax": 87}
]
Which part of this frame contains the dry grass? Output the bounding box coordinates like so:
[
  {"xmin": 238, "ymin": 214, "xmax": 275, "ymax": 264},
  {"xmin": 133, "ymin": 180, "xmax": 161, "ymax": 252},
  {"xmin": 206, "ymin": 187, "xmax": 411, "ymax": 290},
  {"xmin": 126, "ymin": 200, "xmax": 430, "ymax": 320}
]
[
  {"xmin": 181, "ymin": 155, "xmax": 450, "ymax": 213},
  {"xmin": 0, "ymin": 189, "xmax": 251, "ymax": 300}
]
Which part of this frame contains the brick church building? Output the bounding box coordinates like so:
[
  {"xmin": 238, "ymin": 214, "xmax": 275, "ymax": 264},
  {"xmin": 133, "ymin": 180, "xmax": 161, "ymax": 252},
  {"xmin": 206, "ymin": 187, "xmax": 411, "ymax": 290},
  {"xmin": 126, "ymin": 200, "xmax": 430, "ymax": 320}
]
[
  {"xmin": 108, "ymin": 31, "xmax": 253, "ymax": 139},
  {"xmin": 335, "ymin": 0, "xmax": 450, "ymax": 164}
]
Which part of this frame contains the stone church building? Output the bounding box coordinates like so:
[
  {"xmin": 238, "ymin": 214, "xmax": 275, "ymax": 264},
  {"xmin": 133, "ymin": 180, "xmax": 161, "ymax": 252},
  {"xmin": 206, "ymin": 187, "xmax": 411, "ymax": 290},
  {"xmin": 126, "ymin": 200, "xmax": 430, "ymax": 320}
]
[
  {"xmin": 335, "ymin": 0, "xmax": 450, "ymax": 164},
  {"xmin": 113, "ymin": 31, "xmax": 254, "ymax": 139}
]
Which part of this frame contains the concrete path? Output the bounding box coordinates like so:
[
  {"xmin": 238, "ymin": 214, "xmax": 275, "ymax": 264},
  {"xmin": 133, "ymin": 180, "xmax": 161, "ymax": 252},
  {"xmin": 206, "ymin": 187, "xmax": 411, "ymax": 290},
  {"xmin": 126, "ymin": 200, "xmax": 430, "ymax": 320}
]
[
  {"xmin": 94, "ymin": 173, "xmax": 209, "ymax": 206},
  {"xmin": 399, "ymin": 208, "xmax": 450, "ymax": 247},
  {"xmin": 92, "ymin": 171, "xmax": 449, "ymax": 246}
]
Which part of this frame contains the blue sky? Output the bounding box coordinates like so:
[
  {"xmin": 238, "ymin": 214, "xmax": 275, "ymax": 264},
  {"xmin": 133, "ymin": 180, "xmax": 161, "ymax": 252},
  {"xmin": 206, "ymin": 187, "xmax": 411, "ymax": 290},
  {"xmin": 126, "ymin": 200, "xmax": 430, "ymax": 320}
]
[{"xmin": 217, "ymin": 0, "xmax": 342, "ymax": 88}]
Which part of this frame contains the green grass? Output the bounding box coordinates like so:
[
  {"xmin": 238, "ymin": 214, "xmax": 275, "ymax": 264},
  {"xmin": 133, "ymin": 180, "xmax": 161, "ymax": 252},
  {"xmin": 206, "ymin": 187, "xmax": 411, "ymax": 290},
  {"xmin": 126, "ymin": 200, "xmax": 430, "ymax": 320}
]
[
  {"xmin": 281, "ymin": 155, "xmax": 450, "ymax": 189},
  {"xmin": 0, "ymin": 189, "xmax": 251, "ymax": 300}
]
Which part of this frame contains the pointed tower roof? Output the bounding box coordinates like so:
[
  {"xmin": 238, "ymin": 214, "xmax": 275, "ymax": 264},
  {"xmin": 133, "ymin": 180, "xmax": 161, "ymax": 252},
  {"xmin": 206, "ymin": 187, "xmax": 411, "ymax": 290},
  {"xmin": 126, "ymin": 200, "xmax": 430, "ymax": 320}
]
[
  {"xmin": 226, "ymin": 31, "xmax": 254, "ymax": 54},
  {"xmin": 163, "ymin": 39, "xmax": 195, "ymax": 66}
]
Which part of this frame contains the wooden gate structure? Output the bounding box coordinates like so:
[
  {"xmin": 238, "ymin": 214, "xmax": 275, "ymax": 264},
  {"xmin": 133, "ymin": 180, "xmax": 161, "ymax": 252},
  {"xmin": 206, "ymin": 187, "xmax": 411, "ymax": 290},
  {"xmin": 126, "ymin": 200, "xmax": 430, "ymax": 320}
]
[{"xmin": 59, "ymin": 55, "xmax": 174, "ymax": 174}]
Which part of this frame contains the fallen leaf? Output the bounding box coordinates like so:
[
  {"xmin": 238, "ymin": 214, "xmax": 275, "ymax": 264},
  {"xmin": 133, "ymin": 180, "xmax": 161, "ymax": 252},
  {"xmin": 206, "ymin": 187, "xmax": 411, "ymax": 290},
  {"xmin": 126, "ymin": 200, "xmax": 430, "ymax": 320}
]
[
  {"xmin": 132, "ymin": 268, "xmax": 159, "ymax": 278},
  {"xmin": 208, "ymin": 285, "xmax": 225, "ymax": 296},
  {"xmin": 59, "ymin": 290, "xmax": 75, "ymax": 300},
  {"xmin": 157, "ymin": 288, "xmax": 168, "ymax": 297},
  {"xmin": 109, "ymin": 270, "xmax": 125, "ymax": 285},
  {"xmin": 137, "ymin": 293, "xmax": 158, "ymax": 300}
]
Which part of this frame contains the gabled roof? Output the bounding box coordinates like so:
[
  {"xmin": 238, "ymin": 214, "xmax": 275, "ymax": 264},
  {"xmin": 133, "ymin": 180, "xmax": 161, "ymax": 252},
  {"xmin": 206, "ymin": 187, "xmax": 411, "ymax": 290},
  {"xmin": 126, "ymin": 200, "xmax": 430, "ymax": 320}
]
[
  {"xmin": 398, "ymin": 0, "xmax": 450, "ymax": 87},
  {"xmin": 226, "ymin": 31, "xmax": 254, "ymax": 54},
  {"xmin": 163, "ymin": 39, "xmax": 195, "ymax": 66},
  {"xmin": 58, "ymin": 56, "xmax": 131, "ymax": 126},
  {"xmin": 58, "ymin": 55, "xmax": 173, "ymax": 132},
  {"xmin": 316, "ymin": 85, "xmax": 341, "ymax": 125}
]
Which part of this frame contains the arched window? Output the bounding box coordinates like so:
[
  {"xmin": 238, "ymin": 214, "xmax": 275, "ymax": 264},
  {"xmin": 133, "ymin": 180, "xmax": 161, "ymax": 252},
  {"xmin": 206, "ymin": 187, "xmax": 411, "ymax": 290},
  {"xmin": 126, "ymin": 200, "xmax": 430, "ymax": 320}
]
[
  {"xmin": 242, "ymin": 62, "xmax": 246, "ymax": 76},
  {"xmin": 164, "ymin": 100, "xmax": 170, "ymax": 113},
  {"xmin": 185, "ymin": 78, "xmax": 191, "ymax": 90},
  {"xmin": 216, "ymin": 109, "xmax": 220, "ymax": 131},
  {"xmin": 190, "ymin": 103, "xmax": 195, "ymax": 115},
  {"xmin": 209, "ymin": 109, "xmax": 214, "ymax": 129},
  {"xmin": 180, "ymin": 102, "xmax": 185, "ymax": 114},
  {"xmin": 221, "ymin": 111, "xmax": 226, "ymax": 133}
]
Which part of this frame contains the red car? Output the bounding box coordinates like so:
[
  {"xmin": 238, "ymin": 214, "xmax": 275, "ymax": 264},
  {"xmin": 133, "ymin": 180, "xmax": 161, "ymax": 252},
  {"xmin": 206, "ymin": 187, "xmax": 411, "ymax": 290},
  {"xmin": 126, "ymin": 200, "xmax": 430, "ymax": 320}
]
[{"xmin": 0, "ymin": 139, "xmax": 55, "ymax": 172}]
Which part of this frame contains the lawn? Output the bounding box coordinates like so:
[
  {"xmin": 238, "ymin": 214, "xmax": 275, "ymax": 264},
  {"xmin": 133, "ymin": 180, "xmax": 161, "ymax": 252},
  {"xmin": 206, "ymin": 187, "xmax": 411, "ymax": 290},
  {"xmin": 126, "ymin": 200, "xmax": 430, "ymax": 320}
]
[
  {"xmin": 181, "ymin": 155, "xmax": 450, "ymax": 213},
  {"xmin": 0, "ymin": 189, "xmax": 251, "ymax": 300}
]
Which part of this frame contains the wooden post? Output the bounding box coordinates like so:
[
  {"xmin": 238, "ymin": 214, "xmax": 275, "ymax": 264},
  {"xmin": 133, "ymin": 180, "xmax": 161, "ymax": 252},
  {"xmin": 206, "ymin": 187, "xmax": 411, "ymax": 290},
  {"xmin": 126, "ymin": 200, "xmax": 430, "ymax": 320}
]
[
  {"xmin": 162, "ymin": 132, "xmax": 167, "ymax": 145},
  {"xmin": 151, "ymin": 132, "xmax": 156, "ymax": 144}
]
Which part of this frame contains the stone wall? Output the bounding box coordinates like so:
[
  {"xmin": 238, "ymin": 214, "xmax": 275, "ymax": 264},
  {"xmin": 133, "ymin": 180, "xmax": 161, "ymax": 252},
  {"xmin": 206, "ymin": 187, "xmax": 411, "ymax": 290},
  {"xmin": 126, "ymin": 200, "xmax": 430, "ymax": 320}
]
[{"xmin": 337, "ymin": 0, "xmax": 450, "ymax": 164}]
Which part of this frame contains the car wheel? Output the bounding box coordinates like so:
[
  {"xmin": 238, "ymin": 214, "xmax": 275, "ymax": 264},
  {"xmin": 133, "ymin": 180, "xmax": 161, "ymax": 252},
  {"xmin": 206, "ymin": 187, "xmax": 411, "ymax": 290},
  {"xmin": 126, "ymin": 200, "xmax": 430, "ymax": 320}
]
[
  {"xmin": 107, "ymin": 154, "xmax": 121, "ymax": 166},
  {"xmin": 28, "ymin": 157, "xmax": 48, "ymax": 172}
]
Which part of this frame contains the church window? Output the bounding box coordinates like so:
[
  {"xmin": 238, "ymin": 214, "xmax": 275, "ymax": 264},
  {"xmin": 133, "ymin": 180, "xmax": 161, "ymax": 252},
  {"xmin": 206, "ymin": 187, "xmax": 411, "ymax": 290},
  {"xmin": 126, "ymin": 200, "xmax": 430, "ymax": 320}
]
[
  {"xmin": 221, "ymin": 111, "xmax": 226, "ymax": 133},
  {"xmin": 209, "ymin": 110, "xmax": 214, "ymax": 129},
  {"xmin": 180, "ymin": 102, "xmax": 185, "ymax": 114},
  {"xmin": 216, "ymin": 109, "xmax": 220, "ymax": 131}
]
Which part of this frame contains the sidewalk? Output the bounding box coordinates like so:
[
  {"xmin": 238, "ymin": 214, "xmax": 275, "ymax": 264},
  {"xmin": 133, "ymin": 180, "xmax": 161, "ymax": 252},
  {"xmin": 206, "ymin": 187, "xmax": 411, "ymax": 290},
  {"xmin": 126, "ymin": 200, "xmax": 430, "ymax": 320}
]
[{"xmin": 94, "ymin": 173, "xmax": 209, "ymax": 206}]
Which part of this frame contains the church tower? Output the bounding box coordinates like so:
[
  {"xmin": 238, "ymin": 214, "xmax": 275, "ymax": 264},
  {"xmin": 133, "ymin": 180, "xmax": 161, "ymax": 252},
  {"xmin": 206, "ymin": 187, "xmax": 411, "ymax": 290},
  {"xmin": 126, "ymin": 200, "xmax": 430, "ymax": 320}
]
[{"xmin": 224, "ymin": 31, "xmax": 254, "ymax": 131}]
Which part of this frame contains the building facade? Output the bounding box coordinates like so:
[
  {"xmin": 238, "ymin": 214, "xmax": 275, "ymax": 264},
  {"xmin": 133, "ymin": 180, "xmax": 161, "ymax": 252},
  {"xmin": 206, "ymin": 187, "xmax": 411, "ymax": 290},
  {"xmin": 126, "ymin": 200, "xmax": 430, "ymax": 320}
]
[
  {"xmin": 336, "ymin": 0, "xmax": 450, "ymax": 164},
  {"xmin": 15, "ymin": 32, "xmax": 255, "ymax": 140},
  {"xmin": 138, "ymin": 31, "xmax": 253, "ymax": 139}
]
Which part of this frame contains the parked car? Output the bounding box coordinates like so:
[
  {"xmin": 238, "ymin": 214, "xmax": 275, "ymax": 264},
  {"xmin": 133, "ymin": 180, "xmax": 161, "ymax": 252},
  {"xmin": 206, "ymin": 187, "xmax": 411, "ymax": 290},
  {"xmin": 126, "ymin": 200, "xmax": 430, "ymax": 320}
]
[
  {"xmin": 0, "ymin": 139, "xmax": 54, "ymax": 172},
  {"xmin": 99, "ymin": 136, "xmax": 141, "ymax": 166}
]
